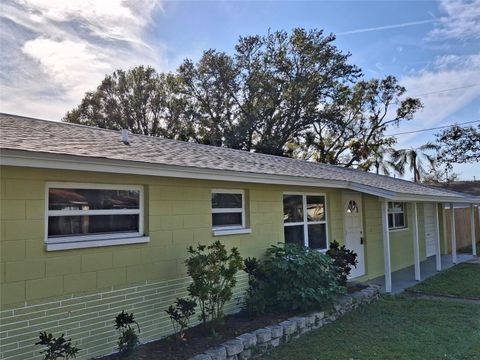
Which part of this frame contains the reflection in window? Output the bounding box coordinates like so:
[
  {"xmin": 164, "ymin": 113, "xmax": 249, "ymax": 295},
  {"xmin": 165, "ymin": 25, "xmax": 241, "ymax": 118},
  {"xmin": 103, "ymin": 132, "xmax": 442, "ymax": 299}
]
[
  {"xmin": 48, "ymin": 215, "xmax": 139, "ymax": 237},
  {"xmin": 284, "ymin": 225, "xmax": 304, "ymax": 247},
  {"xmin": 49, "ymin": 188, "xmax": 139, "ymax": 211},
  {"xmin": 212, "ymin": 193, "xmax": 243, "ymax": 209},
  {"xmin": 283, "ymin": 195, "xmax": 304, "ymax": 223},
  {"xmin": 346, "ymin": 200, "xmax": 359, "ymax": 213},
  {"xmin": 307, "ymin": 195, "xmax": 325, "ymax": 221}
]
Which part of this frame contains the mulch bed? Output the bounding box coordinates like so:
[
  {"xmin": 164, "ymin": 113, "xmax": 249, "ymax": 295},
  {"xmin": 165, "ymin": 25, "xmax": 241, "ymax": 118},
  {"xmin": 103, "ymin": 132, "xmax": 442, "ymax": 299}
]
[
  {"xmin": 98, "ymin": 283, "xmax": 366, "ymax": 360},
  {"xmin": 99, "ymin": 310, "xmax": 298, "ymax": 360}
]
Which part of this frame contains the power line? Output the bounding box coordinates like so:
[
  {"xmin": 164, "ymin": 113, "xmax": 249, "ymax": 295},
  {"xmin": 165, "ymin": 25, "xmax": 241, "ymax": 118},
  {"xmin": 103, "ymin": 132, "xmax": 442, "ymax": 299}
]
[
  {"xmin": 408, "ymin": 83, "xmax": 480, "ymax": 98},
  {"xmin": 386, "ymin": 119, "xmax": 480, "ymax": 136}
]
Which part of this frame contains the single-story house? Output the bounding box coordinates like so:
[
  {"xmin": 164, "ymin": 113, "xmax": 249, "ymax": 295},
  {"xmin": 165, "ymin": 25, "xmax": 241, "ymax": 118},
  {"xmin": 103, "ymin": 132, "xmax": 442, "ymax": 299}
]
[{"xmin": 1, "ymin": 113, "xmax": 479, "ymax": 359}]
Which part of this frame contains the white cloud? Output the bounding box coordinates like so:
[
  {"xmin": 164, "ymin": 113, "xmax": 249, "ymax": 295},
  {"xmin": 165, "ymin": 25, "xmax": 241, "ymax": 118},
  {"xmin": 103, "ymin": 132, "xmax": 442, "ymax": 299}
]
[
  {"xmin": 429, "ymin": 0, "xmax": 480, "ymax": 40},
  {"xmin": 394, "ymin": 0, "xmax": 480, "ymax": 151},
  {"xmin": 22, "ymin": 38, "xmax": 110, "ymax": 91},
  {"xmin": 0, "ymin": 0, "xmax": 163, "ymax": 120},
  {"xmin": 396, "ymin": 55, "xmax": 480, "ymax": 147}
]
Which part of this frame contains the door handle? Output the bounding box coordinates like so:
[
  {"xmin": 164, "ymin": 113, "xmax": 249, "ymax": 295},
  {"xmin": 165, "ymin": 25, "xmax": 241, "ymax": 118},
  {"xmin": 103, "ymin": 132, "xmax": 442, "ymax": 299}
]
[{"xmin": 360, "ymin": 237, "xmax": 364, "ymax": 245}]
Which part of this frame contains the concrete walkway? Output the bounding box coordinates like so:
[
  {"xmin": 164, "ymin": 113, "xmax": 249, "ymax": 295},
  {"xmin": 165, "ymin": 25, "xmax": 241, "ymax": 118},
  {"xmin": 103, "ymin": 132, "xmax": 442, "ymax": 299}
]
[{"xmin": 366, "ymin": 253, "xmax": 477, "ymax": 294}]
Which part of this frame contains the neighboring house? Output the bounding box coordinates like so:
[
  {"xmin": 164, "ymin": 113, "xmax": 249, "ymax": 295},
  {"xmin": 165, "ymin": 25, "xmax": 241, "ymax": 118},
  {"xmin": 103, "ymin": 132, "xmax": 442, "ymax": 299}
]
[
  {"xmin": 0, "ymin": 113, "xmax": 478, "ymax": 359},
  {"xmin": 432, "ymin": 181, "xmax": 480, "ymax": 197}
]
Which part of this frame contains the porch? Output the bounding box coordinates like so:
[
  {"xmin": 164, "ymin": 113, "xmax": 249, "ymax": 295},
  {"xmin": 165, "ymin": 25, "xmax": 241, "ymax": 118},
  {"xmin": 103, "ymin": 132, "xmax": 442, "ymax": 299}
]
[
  {"xmin": 379, "ymin": 201, "xmax": 479, "ymax": 293},
  {"xmin": 366, "ymin": 253, "xmax": 476, "ymax": 294}
]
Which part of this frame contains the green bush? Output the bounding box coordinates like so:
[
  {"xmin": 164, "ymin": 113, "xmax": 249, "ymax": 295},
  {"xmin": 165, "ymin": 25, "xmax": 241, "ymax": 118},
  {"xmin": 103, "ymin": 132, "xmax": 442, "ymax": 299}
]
[
  {"xmin": 115, "ymin": 310, "xmax": 140, "ymax": 356},
  {"xmin": 326, "ymin": 240, "xmax": 358, "ymax": 286},
  {"xmin": 244, "ymin": 243, "xmax": 345, "ymax": 314},
  {"xmin": 185, "ymin": 240, "xmax": 243, "ymax": 324},
  {"xmin": 35, "ymin": 332, "xmax": 79, "ymax": 360},
  {"xmin": 165, "ymin": 297, "xmax": 197, "ymax": 343}
]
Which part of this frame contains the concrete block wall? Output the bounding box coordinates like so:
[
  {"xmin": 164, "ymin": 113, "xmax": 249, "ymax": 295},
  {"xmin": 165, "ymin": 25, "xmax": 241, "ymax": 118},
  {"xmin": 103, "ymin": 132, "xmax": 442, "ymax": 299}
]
[{"xmin": 0, "ymin": 166, "xmax": 342, "ymax": 359}]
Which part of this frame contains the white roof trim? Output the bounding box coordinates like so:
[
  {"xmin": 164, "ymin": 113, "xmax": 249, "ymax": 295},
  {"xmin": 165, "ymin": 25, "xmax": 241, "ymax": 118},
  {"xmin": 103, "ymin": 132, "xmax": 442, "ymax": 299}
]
[{"xmin": 1, "ymin": 149, "xmax": 477, "ymax": 204}]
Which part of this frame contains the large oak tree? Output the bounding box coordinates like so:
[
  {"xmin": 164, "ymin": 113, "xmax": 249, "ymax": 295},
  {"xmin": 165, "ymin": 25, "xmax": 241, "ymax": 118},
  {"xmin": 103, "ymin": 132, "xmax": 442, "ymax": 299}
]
[{"xmin": 64, "ymin": 28, "xmax": 422, "ymax": 168}]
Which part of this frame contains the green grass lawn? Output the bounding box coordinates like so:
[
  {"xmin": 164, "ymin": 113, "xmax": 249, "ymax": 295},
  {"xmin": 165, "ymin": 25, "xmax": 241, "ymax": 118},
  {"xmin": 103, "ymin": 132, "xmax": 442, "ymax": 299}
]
[
  {"xmin": 408, "ymin": 263, "xmax": 480, "ymax": 299},
  {"xmin": 266, "ymin": 296, "xmax": 480, "ymax": 360}
]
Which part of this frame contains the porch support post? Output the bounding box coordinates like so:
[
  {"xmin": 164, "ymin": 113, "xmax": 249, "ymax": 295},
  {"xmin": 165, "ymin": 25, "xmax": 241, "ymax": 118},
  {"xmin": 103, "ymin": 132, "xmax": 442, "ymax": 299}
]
[
  {"xmin": 434, "ymin": 203, "xmax": 442, "ymax": 271},
  {"xmin": 381, "ymin": 200, "xmax": 392, "ymax": 293},
  {"xmin": 450, "ymin": 202, "xmax": 457, "ymax": 264},
  {"xmin": 412, "ymin": 202, "xmax": 420, "ymax": 280},
  {"xmin": 471, "ymin": 204, "xmax": 477, "ymax": 257}
]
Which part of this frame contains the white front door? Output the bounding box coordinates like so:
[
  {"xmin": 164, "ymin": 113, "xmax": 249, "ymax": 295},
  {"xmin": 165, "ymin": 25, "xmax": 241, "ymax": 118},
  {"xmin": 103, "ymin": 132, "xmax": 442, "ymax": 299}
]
[
  {"xmin": 424, "ymin": 203, "xmax": 437, "ymax": 257},
  {"xmin": 343, "ymin": 193, "xmax": 365, "ymax": 278}
]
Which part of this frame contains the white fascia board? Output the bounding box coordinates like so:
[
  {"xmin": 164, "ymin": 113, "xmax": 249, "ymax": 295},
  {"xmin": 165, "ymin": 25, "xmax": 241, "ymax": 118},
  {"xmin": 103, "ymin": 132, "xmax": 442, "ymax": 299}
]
[{"xmin": 1, "ymin": 149, "xmax": 473, "ymax": 203}]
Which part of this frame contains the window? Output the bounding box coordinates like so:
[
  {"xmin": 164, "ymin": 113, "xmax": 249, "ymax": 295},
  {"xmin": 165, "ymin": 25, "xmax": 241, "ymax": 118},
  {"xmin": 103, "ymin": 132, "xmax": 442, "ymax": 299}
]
[
  {"xmin": 346, "ymin": 200, "xmax": 359, "ymax": 213},
  {"xmin": 211, "ymin": 190, "xmax": 250, "ymax": 235},
  {"xmin": 45, "ymin": 183, "xmax": 149, "ymax": 251},
  {"xmin": 283, "ymin": 193, "xmax": 328, "ymax": 250},
  {"xmin": 388, "ymin": 202, "xmax": 407, "ymax": 230}
]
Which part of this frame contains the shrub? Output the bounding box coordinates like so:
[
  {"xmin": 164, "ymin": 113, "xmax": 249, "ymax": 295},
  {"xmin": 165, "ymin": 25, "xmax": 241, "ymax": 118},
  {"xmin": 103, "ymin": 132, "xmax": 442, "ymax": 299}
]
[
  {"xmin": 244, "ymin": 257, "xmax": 268, "ymax": 314},
  {"xmin": 244, "ymin": 243, "xmax": 345, "ymax": 314},
  {"xmin": 35, "ymin": 332, "xmax": 79, "ymax": 360},
  {"xmin": 185, "ymin": 240, "xmax": 243, "ymax": 324},
  {"xmin": 165, "ymin": 297, "xmax": 197, "ymax": 343},
  {"xmin": 326, "ymin": 240, "xmax": 358, "ymax": 286},
  {"xmin": 115, "ymin": 310, "xmax": 140, "ymax": 356}
]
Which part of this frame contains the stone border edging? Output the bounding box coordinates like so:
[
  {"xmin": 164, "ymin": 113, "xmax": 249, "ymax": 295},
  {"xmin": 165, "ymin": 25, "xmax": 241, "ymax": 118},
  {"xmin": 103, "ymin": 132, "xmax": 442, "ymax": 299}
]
[{"xmin": 189, "ymin": 284, "xmax": 381, "ymax": 360}]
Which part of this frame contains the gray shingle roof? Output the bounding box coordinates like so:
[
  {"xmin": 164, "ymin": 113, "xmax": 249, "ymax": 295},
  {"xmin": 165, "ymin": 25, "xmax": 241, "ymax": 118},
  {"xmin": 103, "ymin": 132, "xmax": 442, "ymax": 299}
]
[{"xmin": 0, "ymin": 113, "xmax": 472, "ymax": 201}]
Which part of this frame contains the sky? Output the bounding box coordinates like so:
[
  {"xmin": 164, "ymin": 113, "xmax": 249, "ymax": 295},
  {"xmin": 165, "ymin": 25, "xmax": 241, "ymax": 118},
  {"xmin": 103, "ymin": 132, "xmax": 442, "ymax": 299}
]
[{"xmin": 0, "ymin": 0, "xmax": 479, "ymax": 180}]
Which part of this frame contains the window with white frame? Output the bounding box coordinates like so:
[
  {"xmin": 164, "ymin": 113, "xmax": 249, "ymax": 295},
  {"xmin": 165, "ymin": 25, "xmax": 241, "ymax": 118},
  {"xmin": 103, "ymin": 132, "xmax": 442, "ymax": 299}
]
[
  {"xmin": 283, "ymin": 193, "xmax": 328, "ymax": 250},
  {"xmin": 211, "ymin": 190, "xmax": 245, "ymax": 230},
  {"xmin": 46, "ymin": 183, "xmax": 147, "ymax": 250},
  {"xmin": 388, "ymin": 202, "xmax": 407, "ymax": 230}
]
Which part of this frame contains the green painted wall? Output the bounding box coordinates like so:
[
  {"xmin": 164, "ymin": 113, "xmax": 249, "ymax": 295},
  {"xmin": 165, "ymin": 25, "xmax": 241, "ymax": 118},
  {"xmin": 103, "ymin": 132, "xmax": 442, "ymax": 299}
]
[
  {"xmin": 0, "ymin": 166, "xmax": 346, "ymax": 359},
  {"xmin": 0, "ymin": 166, "xmax": 347, "ymax": 307},
  {"xmin": 357, "ymin": 195, "xmax": 447, "ymax": 282},
  {"xmin": 0, "ymin": 165, "xmax": 437, "ymax": 359}
]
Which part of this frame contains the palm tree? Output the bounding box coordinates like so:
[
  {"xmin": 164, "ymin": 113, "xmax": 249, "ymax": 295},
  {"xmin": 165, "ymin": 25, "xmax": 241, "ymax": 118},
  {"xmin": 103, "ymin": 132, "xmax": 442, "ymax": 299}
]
[
  {"xmin": 391, "ymin": 143, "xmax": 439, "ymax": 183},
  {"xmin": 371, "ymin": 146, "xmax": 397, "ymax": 176}
]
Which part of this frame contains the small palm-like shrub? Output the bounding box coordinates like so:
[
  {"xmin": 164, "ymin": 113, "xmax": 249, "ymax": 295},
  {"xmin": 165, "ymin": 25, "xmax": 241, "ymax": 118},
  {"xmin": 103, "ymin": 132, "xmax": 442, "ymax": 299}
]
[
  {"xmin": 35, "ymin": 332, "xmax": 79, "ymax": 360},
  {"xmin": 115, "ymin": 310, "xmax": 140, "ymax": 356},
  {"xmin": 165, "ymin": 297, "xmax": 197, "ymax": 343}
]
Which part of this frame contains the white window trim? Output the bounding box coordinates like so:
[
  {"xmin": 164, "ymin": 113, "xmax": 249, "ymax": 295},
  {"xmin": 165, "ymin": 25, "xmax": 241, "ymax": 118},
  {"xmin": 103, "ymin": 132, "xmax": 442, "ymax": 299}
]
[
  {"xmin": 212, "ymin": 228, "xmax": 252, "ymax": 237},
  {"xmin": 46, "ymin": 236, "xmax": 150, "ymax": 251},
  {"xmin": 283, "ymin": 192, "xmax": 329, "ymax": 250},
  {"xmin": 45, "ymin": 182, "xmax": 149, "ymax": 250},
  {"xmin": 388, "ymin": 201, "xmax": 408, "ymax": 231},
  {"xmin": 211, "ymin": 189, "xmax": 250, "ymax": 234}
]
